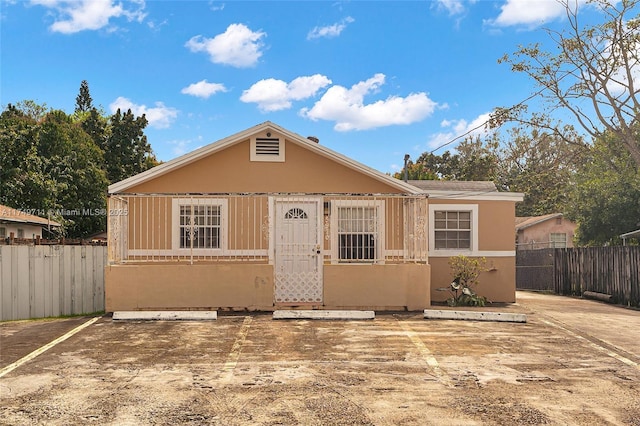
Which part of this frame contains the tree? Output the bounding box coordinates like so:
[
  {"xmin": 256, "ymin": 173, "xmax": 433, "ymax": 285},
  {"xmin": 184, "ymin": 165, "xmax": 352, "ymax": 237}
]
[
  {"xmin": 0, "ymin": 103, "xmax": 108, "ymax": 238},
  {"xmin": 0, "ymin": 104, "xmax": 45, "ymax": 208},
  {"xmin": 453, "ymin": 136, "xmax": 500, "ymax": 181},
  {"xmin": 567, "ymin": 130, "xmax": 640, "ymax": 245},
  {"xmin": 394, "ymin": 136, "xmax": 498, "ymax": 182},
  {"xmin": 497, "ymin": 127, "xmax": 586, "ymax": 216},
  {"xmin": 494, "ymin": 0, "xmax": 640, "ymax": 168},
  {"xmin": 105, "ymin": 108, "xmax": 158, "ymax": 183},
  {"xmin": 75, "ymin": 80, "xmax": 93, "ymax": 113}
]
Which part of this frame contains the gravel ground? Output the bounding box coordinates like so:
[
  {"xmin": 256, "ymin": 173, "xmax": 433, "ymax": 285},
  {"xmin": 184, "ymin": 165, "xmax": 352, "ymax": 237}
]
[{"xmin": 1, "ymin": 292, "xmax": 639, "ymax": 425}]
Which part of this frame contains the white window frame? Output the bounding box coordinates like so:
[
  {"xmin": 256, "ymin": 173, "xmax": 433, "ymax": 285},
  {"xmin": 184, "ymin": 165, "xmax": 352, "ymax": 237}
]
[
  {"xmin": 429, "ymin": 204, "xmax": 478, "ymax": 255},
  {"xmin": 250, "ymin": 135, "xmax": 285, "ymax": 162},
  {"xmin": 331, "ymin": 200, "xmax": 385, "ymax": 264},
  {"xmin": 172, "ymin": 198, "xmax": 228, "ymax": 254}
]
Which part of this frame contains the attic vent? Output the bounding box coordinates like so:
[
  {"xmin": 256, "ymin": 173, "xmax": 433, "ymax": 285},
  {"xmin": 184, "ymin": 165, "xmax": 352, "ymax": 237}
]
[
  {"xmin": 251, "ymin": 135, "xmax": 285, "ymax": 162},
  {"xmin": 255, "ymin": 138, "xmax": 280, "ymax": 156}
]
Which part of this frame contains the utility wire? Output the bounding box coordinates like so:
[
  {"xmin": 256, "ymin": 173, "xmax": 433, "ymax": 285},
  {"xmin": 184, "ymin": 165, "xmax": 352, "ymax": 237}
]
[{"xmin": 426, "ymin": 7, "xmax": 639, "ymax": 155}]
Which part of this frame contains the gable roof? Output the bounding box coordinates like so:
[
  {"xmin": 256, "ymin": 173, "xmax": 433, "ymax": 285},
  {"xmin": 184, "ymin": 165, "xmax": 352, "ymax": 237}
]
[
  {"xmin": 515, "ymin": 213, "xmax": 565, "ymax": 231},
  {"xmin": 406, "ymin": 180, "xmax": 523, "ymax": 202},
  {"xmin": 108, "ymin": 121, "xmax": 421, "ymax": 195},
  {"xmin": 0, "ymin": 204, "xmax": 61, "ymax": 227}
]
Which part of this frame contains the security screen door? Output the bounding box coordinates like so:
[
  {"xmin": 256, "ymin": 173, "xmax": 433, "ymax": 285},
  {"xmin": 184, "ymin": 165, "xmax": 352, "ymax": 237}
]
[{"xmin": 274, "ymin": 198, "xmax": 323, "ymax": 304}]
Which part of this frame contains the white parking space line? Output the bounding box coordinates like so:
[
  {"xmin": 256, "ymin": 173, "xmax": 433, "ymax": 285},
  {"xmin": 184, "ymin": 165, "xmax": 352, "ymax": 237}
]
[
  {"xmin": 0, "ymin": 316, "xmax": 101, "ymax": 378},
  {"xmin": 540, "ymin": 319, "xmax": 638, "ymax": 369},
  {"xmin": 221, "ymin": 316, "xmax": 253, "ymax": 382},
  {"xmin": 396, "ymin": 319, "xmax": 452, "ymax": 386}
]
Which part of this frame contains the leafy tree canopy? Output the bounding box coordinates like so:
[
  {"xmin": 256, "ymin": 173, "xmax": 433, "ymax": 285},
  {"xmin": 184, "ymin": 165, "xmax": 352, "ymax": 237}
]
[
  {"xmin": 567, "ymin": 130, "xmax": 640, "ymax": 245},
  {"xmin": 493, "ymin": 0, "xmax": 640, "ymax": 168}
]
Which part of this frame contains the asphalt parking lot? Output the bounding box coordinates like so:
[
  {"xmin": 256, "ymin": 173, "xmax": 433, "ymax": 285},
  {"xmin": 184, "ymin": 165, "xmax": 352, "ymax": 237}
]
[{"xmin": 1, "ymin": 291, "xmax": 639, "ymax": 425}]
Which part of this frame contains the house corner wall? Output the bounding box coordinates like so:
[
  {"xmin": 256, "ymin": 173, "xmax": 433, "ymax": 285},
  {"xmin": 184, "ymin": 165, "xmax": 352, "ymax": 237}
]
[{"xmin": 429, "ymin": 257, "xmax": 516, "ymax": 303}]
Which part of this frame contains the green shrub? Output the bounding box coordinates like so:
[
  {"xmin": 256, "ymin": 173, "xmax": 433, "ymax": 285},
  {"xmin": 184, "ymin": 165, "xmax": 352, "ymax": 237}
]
[{"xmin": 445, "ymin": 255, "xmax": 489, "ymax": 307}]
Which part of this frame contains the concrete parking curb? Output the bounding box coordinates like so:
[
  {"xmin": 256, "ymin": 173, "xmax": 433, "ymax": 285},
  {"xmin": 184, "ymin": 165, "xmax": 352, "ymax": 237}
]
[
  {"xmin": 112, "ymin": 311, "xmax": 218, "ymax": 320},
  {"xmin": 424, "ymin": 309, "xmax": 527, "ymax": 323},
  {"xmin": 273, "ymin": 310, "xmax": 375, "ymax": 320}
]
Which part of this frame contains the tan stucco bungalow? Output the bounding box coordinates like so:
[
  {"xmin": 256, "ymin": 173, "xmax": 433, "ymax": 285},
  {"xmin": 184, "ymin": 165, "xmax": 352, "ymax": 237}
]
[{"xmin": 105, "ymin": 122, "xmax": 522, "ymax": 312}]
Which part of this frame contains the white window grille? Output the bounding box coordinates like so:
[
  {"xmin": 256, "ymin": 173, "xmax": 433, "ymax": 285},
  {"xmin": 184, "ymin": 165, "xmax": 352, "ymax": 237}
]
[
  {"xmin": 331, "ymin": 200, "xmax": 384, "ymax": 263},
  {"xmin": 179, "ymin": 204, "xmax": 221, "ymax": 249},
  {"xmin": 172, "ymin": 198, "xmax": 227, "ymax": 254}
]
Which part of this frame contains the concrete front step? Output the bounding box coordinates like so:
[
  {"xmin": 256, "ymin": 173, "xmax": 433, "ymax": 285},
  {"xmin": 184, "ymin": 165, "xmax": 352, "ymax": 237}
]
[
  {"xmin": 424, "ymin": 309, "xmax": 527, "ymax": 323},
  {"xmin": 273, "ymin": 310, "xmax": 375, "ymax": 320},
  {"xmin": 113, "ymin": 311, "xmax": 217, "ymax": 320}
]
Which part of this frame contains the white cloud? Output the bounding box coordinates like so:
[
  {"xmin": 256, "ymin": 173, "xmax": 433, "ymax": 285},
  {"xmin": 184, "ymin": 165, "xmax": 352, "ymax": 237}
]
[
  {"xmin": 166, "ymin": 138, "xmax": 202, "ymax": 157},
  {"xmin": 185, "ymin": 23, "xmax": 265, "ymax": 68},
  {"xmin": 434, "ymin": 0, "xmax": 471, "ymax": 16},
  {"xmin": 30, "ymin": 0, "xmax": 146, "ymax": 34},
  {"xmin": 307, "ymin": 16, "xmax": 354, "ymax": 40},
  {"xmin": 427, "ymin": 112, "xmax": 492, "ymax": 150},
  {"xmin": 109, "ymin": 96, "xmax": 178, "ymax": 129},
  {"xmin": 487, "ymin": 0, "xmax": 586, "ymax": 28},
  {"xmin": 300, "ymin": 73, "xmax": 438, "ymax": 131},
  {"xmin": 241, "ymin": 74, "xmax": 332, "ymax": 112},
  {"xmin": 181, "ymin": 80, "xmax": 228, "ymax": 99}
]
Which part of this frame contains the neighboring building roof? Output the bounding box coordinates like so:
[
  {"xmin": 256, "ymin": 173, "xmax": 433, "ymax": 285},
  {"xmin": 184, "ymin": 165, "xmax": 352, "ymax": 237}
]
[
  {"xmin": 109, "ymin": 121, "xmax": 421, "ymax": 195},
  {"xmin": 515, "ymin": 213, "xmax": 565, "ymax": 231},
  {"xmin": 407, "ymin": 180, "xmax": 523, "ymax": 202},
  {"xmin": 0, "ymin": 204, "xmax": 61, "ymax": 227},
  {"xmin": 408, "ymin": 180, "xmax": 497, "ymax": 192}
]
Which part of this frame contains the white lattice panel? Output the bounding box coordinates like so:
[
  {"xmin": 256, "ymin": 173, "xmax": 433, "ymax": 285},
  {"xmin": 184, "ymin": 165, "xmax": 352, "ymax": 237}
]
[{"xmin": 274, "ymin": 271, "xmax": 323, "ymax": 303}]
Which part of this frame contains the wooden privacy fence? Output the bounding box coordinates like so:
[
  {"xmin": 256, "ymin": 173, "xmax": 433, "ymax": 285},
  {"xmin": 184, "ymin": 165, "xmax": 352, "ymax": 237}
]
[
  {"xmin": 555, "ymin": 247, "xmax": 640, "ymax": 308},
  {"xmin": 0, "ymin": 245, "xmax": 107, "ymax": 321}
]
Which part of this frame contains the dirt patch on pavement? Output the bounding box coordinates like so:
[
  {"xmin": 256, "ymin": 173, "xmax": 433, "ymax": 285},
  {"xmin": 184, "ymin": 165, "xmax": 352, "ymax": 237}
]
[{"xmin": 1, "ymin": 298, "xmax": 639, "ymax": 425}]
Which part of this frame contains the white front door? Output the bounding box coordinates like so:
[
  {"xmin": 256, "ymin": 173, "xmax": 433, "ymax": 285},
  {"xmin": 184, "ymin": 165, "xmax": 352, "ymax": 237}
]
[{"xmin": 274, "ymin": 198, "xmax": 323, "ymax": 304}]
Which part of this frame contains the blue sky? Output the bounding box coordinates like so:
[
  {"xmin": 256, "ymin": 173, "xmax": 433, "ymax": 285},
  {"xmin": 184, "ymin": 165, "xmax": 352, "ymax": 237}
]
[{"xmin": 0, "ymin": 0, "xmax": 609, "ymax": 174}]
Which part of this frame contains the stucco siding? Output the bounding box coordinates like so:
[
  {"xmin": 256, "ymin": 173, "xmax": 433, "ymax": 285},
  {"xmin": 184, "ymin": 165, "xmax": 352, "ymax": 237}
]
[
  {"xmin": 125, "ymin": 138, "xmax": 403, "ymax": 195},
  {"xmin": 323, "ymin": 264, "xmax": 431, "ymax": 310},
  {"xmin": 429, "ymin": 257, "xmax": 516, "ymax": 303},
  {"xmin": 105, "ymin": 264, "xmax": 274, "ymax": 311},
  {"xmin": 105, "ymin": 263, "xmax": 431, "ymax": 311}
]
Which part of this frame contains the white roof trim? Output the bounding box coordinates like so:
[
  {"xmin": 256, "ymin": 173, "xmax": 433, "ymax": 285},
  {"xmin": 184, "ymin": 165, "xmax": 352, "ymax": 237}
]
[
  {"xmin": 108, "ymin": 121, "xmax": 420, "ymax": 195},
  {"xmin": 425, "ymin": 190, "xmax": 524, "ymax": 202}
]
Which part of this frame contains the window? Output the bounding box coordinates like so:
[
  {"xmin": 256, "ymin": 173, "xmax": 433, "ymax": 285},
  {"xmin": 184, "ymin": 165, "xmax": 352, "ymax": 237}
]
[
  {"xmin": 0, "ymin": 227, "xmax": 5, "ymax": 238},
  {"xmin": 332, "ymin": 200, "xmax": 384, "ymax": 263},
  {"xmin": 17, "ymin": 228, "xmax": 24, "ymax": 238},
  {"xmin": 429, "ymin": 204, "xmax": 479, "ymax": 254},
  {"xmin": 434, "ymin": 211, "xmax": 471, "ymax": 249},
  {"xmin": 180, "ymin": 205, "xmax": 220, "ymax": 249},
  {"xmin": 550, "ymin": 233, "xmax": 567, "ymax": 248},
  {"xmin": 172, "ymin": 198, "xmax": 227, "ymax": 252},
  {"xmin": 250, "ymin": 134, "xmax": 285, "ymax": 162}
]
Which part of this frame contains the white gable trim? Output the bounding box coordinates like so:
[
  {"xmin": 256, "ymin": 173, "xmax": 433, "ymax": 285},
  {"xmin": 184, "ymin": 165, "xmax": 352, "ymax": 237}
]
[{"xmin": 108, "ymin": 121, "xmax": 419, "ymax": 195}]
